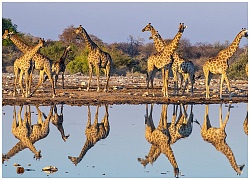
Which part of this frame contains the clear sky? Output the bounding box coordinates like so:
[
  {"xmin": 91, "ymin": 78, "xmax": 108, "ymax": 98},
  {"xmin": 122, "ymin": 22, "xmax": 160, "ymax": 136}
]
[{"xmin": 2, "ymin": 1, "xmax": 248, "ymax": 46}]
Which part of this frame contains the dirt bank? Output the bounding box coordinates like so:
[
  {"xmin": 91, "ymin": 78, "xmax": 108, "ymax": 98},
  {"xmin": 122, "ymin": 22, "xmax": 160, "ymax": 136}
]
[{"xmin": 2, "ymin": 73, "xmax": 248, "ymax": 106}]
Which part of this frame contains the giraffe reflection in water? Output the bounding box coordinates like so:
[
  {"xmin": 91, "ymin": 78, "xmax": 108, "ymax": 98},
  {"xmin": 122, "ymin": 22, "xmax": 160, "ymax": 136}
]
[
  {"xmin": 51, "ymin": 104, "xmax": 70, "ymax": 142},
  {"xmin": 68, "ymin": 104, "xmax": 110, "ymax": 166},
  {"xmin": 243, "ymin": 104, "xmax": 248, "ymax": 135},
  {"xmin": 2, "ymin": 105, "xmax": 53, "ymax": 163},
  {"xmin": 200, "ymin": 104, "xmax": 245, "ymax": 175},
  {"xmin": 138, "ymin": 103, "xmax": 194, "ymax": 178}
]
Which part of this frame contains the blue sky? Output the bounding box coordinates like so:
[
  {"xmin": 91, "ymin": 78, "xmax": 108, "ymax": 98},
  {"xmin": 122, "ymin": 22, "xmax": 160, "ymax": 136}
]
[{"xmin": 2, "ymin": 1, "xmax": 248, "ymax": 46}]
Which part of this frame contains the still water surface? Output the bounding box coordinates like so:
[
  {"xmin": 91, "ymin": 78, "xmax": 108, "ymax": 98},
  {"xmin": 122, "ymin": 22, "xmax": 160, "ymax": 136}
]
[{"xmin": 2, "ymin": 103, "xmax": 248, "ymax": 178}]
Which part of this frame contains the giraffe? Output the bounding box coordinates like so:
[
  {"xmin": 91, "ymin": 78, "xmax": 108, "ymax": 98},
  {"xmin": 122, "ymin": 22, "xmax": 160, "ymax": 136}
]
[
  {"xmin": 10, "ymin": 105, "xmax": 41, "ymax": 159},
  {"xmin": 146, "ymin": 23, "xmax": 187, "ymax": 97},
  {"xmin": 142, "ymin": 23, "xmax": 167, "ymax": 91},
  {"xmin": 139, "ymin": 103, "xmax": 179, "ymax": 178},
  {"xmin": 203, "ymin": 28, "xmax": 248, "ymax": 99},
  {"xmin": 2, "ymin": 30, "xmax": 56, "ymax": 98},
  {"xmin": 171, "ymin": 52, "xmax": 195, "ymax": 96},
  {"xmin": 44, "ymin": 45, "xmax": 72, "ymax": 89},
  {"xmin": 68, "ymin": 104, "xmax": 110, "ymax": 166},
  {"xmin": 2, "ymin": 105, "xmax": 53, "ymax": 162},
  {"xmin": 50, "ymin": 104, "xmax": 70, "ymax": 141},
  {"xmin": 74, "ymin": 25, "xmax": 112, "ymax": 92},
  {"xmin": 13, "ymin": 38, "xmax": 44, "ymax": 98},
  {"xmin": 201, "ymin": 104, "xmax": 245, "ymax": 175}
]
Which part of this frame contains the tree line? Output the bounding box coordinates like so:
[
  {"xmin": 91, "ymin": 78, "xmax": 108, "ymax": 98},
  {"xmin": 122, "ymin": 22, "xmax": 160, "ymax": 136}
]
[{"xmin": 2, "ymin": 18, "xmax": 248, "ymax": 79}]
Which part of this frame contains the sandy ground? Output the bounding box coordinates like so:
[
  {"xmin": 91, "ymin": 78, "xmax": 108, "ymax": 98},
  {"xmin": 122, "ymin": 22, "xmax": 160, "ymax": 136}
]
[{"xmin": 2, "ymin": 73, "xmax": 248, "ymax": 106}]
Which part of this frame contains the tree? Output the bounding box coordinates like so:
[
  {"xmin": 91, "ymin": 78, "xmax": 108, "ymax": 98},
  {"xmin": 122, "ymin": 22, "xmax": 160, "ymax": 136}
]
[{"xmin": 2, "ymin": 18, "xmax": 18, "ymax": 46}]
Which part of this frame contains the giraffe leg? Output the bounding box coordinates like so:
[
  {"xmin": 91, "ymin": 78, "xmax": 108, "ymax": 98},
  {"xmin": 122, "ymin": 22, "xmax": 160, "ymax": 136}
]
[
  {"xmin": 87, "ymin": 105, "xmax": 91, "ymax": 128},
  {"xmin": 163, "ymin": 69, "xmax": 169, "ymax": 97},
  {"xmin": 18, "ymin": 70, "xmax": 25, "ymax": 97},
  {"xmin": 54, "ymin": 74, "xmax": 58, "ymax": 89},
  {"xmin": 12, "ymin": 106, "xmax": 17, "ymax": 129},
  {"xmin": 223, "ymin": 74, "xmax": 231, "ymax": 100},
  {"xmin": 173, "ymin": 70, "xmax": 178, "ymax": 95},
  {"xmin": 30, "ymin": 70, "xmax": 44, "ymax": 97},
  {"xmin": 94, "ymin": 105, "xmax": 99, "ymax": 126},
  {"xmin": 181, "ymin": 74, "xmax": 189, "ymax": 95},
  {"xmin": 45, "ymin": 70, "xmax": 56, "ymax": 98},
  {"xmin": 87, "ymin": 65, "xmax": 93, "ymax": 91},
  {"xmin": 13, "ymin": 67, "xmax": 19, "ymax": 97},
  {"xmin": 104, "ymin": 65, "xmax": 111, "ymax": 92},
  {"xmin": 221, "ymin": 104, "xmax": 231, "ymax": 130},
  {"xmin": 62, "ymin": 72, "xmax": 65, "ymax": 89},
  {"xmin": 203, "ymin": 67, "xmax": 211, "ymax": 98},
  {"xmin": 219, "ymin": 74, "xmax": 225, "ymax": 99},
  {"xmin": 24, "ymin": 71, "xmax": 30, "ymax": 98},
  {"xmin": 96, "ymin": 67, "xmax": 100, "ymax": 92},
  {"xmin": 35, "ymin": 105, "xmax": 43, "ymax": 124}
]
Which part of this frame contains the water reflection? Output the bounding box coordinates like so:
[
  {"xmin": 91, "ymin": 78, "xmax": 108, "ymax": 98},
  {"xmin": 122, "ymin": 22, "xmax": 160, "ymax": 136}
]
[
  {"xmin": 243, "ymin": 104, "xmax": 248, "ymax": 135},
  {"xmin": 138, "ymin": 104, "xmax": 194, "ymax": 178},
  {"xmin": 200, "ymin": 104, "xmax": 245, "ymax": 175},
  {"xmin": 68, "ymin": 104, "xmax": 110, "ymax": 166},
  {"xmin": 3, "ymin": 105, "xmax": 53, "ymax": 162},
  {"xmin": 2, "ymin": 103, "xmax": 248, "ymax": 178},
  {"xmin": 51, "ymin": 104, "xmax": 70, "ymax": 142}
]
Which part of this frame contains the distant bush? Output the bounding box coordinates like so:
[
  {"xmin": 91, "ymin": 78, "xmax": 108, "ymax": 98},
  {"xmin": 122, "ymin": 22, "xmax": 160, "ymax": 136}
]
[{"xmin": 228, "ymin": 53, "xmax": 248, "ymax": 79}]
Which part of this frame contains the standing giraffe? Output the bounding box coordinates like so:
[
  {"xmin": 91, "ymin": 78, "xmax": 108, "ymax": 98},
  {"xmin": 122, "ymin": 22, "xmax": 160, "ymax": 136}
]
[
  {"xmin": 50, "ymin": 104, "xmax": 70, "ymax": 141},
  {"xmin": 13, "ymin": 38, "xmax": 44, "ymax": 98},
  {"xmin": 203, "ymin": 28, "xmax": 248, "ymax": 99},
  {"xmin": 68, "ymin": 104, "xmax": 110, "ymax": 166},
  {"xmin": 3, "ymin": 105, "xmax": 53, "ymax": 162},
  {"xmin": 139, "ymin": 104, "xmax": 179, "ymax": 178},
  {"xmin": 44, "ymin": 45, "xmax": 72, "ymax": 89},
  {"xmin": 2, "ymin": 30, "xmax": 56, "ymax": 98},
  {"xmin": 201, "ymin": 104, "xmax": 245, "ymax": 175},
  {"xmin": 171, "ymin": 52, "xmax": 195, "ymax": 96},
  {"xmin": 142, "ymin": 24, "xmax": 167, "ymax": 90},
  {"xmin": 146, "ymin": 23, "xmax": 187, "ymax": 97},
  {"xmin": 74, "ymin": 25, "xmax": 112, "ymax": 92}
]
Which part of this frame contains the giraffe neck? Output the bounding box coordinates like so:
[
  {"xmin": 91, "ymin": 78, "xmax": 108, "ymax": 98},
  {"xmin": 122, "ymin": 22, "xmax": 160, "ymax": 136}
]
[
  {"xmin": 80, "ymin": 27, "xmax": 98, "ymax": 51},
  {"xmin": 20, "ymin": 40, "xmax": 42, "ymax": 61},
  {"xmin": 59, "ymin": 47, "xmax": 70, "ymax": 63},
  {"xmin": 77, "ymin": 140, "xmax": 94, "ymax": 163},
  {"xmin": 217, "ymin": 32, "xmax": 244, "ymax": 60},
  {"xmin": 215, "ymin": 141, "xmax": 242, "ymax": 174},
  {"xmin": 4, "ymin": 142, "xmax": 26, "ymax": 159},
  {"xmin": 164, "ymin": 32, "xmax": 183, "ymax": 54},
  {"xmin": 150, "ymin": 27, "xmax": 158, "ymax": 36},
  {"xmin": 9, "ymin": 34, "xmax": 31, "ymax": 53},
  {"xmin": 161, "ymin": 144, "xmax": 179, "ymax": 170}
]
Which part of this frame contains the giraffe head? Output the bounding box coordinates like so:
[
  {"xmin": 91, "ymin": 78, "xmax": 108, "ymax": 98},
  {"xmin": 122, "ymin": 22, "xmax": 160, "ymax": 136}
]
[
  {"xmin": 240, "ymin": 28, "xmax": 248, "ymax": 39},
  {"xmin": 2, "ymin": 29, "xmax": 10, "ymax": 40},
  {"xmin": 149, "ymin": 31, "xmax": 162, "ymax": 40},
  {"xmin": 142, "ymin": 23, "xmax": 153, "ymax": 32},
  {"xmin": 178, "ymin": 23, "xmax": 187, "ymax": 33},
  {"xmin": 37, "ymin": 38, "xmax": 45, "ymax": 49},
  {"xmin": 75, "ymin": 25, "xmax": 83, "ymax": 35}
]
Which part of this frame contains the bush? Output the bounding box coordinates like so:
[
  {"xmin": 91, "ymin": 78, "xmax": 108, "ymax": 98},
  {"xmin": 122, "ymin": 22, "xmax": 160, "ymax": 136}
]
[
  {"xmin": 67, "ymin": 55, "xmax": 89, "ymax": 75},
  {"xmin": 228, "ymin": 53, "xmax": 248, "ymax": 79}
]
